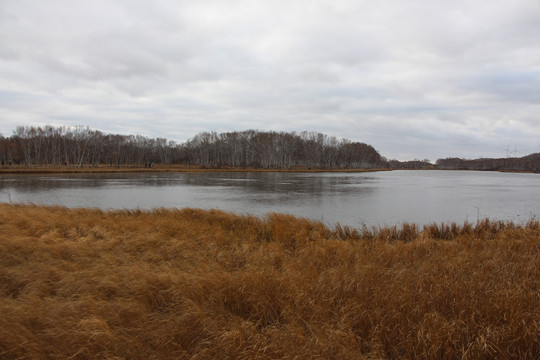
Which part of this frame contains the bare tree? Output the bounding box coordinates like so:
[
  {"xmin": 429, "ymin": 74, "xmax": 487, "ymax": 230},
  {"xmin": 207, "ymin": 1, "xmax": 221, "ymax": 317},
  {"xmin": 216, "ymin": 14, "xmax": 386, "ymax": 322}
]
[{"xmin": 3, "ymin": 125, "xmax": 392, "ymax": 169}]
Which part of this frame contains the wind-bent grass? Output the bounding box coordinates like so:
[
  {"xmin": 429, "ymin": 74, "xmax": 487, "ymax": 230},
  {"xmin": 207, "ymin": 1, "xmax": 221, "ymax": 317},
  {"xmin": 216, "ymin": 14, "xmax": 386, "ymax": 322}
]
[{"xmin": 0, "ymin": 204, "xmax": 539, "ymax": 359}]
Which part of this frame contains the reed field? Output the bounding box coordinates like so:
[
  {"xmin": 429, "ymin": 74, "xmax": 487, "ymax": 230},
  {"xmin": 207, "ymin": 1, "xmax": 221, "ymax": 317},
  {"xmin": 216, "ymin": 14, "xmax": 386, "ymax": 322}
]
[{"xmin": 0, "ymin": 203, "xmax": 539, "ymax": 359}]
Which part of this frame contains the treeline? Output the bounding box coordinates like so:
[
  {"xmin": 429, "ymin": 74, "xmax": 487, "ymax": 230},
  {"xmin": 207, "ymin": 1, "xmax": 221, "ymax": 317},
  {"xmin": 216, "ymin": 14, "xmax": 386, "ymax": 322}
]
[
  {"xmin": 0, "ymin": 126, "xmax": 386, "ymax": 169},
  {"xmin": 436, "ymin": 154, "xmax": 540, "ymax": 172},
  {"xmin": 0, "ymin": 126, "xmax": 176, "ymax": 167},
  {"xmin": 184, "ymin": 130, "xmax": 384, "ymax": 168}
]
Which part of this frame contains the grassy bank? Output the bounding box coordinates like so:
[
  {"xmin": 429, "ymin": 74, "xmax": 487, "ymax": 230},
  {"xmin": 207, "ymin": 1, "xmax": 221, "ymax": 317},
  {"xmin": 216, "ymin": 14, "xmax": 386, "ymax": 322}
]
[
  {"xmin": 0, "ymin": 204, "xmax": 539, "ymax": 359},
  {"xmin": 0, "ymin": 165, "xmax": 390, "ymax": 174}
]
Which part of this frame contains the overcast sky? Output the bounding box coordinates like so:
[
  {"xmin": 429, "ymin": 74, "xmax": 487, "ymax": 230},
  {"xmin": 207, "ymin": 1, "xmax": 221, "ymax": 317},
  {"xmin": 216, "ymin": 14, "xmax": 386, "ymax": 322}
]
[{"xmin": 1, "ymin": 0, "xmax": 539, "ymax": 160}]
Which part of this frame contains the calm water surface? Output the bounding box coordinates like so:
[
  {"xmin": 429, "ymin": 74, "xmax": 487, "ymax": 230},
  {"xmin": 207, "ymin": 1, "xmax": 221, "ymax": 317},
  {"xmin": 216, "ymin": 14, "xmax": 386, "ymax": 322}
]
[{"xmin": 1, "ymin": 170, "xmax": 539, "ymax": 227}]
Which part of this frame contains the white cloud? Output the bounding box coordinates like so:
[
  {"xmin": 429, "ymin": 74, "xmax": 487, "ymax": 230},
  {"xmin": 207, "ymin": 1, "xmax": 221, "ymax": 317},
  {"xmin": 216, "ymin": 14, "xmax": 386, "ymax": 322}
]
[{"xmin": 1, "ymin": 0, "xmax": 539, "ymax": 159}]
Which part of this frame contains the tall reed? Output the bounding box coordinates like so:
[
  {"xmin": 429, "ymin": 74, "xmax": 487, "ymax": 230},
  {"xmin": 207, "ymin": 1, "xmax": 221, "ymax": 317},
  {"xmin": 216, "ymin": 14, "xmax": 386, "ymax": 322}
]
[{"xmin": 0, "ymin": 204, "xmax": 538, "ymax": 359}]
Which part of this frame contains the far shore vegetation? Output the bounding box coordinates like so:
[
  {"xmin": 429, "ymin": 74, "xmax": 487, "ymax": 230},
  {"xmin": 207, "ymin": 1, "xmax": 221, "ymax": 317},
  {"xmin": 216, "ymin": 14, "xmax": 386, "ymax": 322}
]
[
  {"xmin": 1, "ymin": 125, "xmax": 539, "ymax": 172},
  {"xmin": 0, "ymin": 164, "xmax": 391, "ymax": 175},
  {"xmin": 1, "ymin": 204, "xmax": 539, "ymax": 359}
]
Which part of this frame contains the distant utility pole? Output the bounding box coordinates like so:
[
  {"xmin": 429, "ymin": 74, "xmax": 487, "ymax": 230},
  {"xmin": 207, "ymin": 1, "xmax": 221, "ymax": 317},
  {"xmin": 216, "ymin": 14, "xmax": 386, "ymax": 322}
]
[
  {"xmin": 511, "ymin": 145, "xmax": 519, "ymax": 157},
  {"xmin": 506, "ymin": 144, "xmax": 520, "ymax": 158}
]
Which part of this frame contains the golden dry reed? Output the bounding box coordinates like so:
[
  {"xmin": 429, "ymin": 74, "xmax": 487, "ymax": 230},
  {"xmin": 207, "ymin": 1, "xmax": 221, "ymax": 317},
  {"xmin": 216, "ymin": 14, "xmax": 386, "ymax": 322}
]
[{"xmin": 0, "ymin": 204, "xmax": 539, "ymax": 359}]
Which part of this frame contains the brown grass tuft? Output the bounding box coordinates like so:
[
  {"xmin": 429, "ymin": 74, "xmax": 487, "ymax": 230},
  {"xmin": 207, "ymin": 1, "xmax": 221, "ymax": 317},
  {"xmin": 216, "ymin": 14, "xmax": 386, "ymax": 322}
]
[{"xmin": 0, "ymin": 204, "xmax": 539, "ymax": 359}]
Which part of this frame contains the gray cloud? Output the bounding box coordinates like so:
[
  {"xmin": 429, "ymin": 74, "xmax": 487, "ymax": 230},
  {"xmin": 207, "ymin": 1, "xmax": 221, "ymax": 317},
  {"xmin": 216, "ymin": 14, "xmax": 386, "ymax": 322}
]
[{"xmin": 1, "ymin": 0, "xmax": 539, "ymax": 160}]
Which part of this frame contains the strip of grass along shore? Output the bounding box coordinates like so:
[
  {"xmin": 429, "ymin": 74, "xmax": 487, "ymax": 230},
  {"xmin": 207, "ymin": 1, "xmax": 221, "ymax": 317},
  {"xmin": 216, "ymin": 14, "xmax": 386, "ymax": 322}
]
[
  {"xmin": 1, "ymin": 204, "xmax": 538, "ymax": 359},
  {"xmin": 0, "ymin": 164, "xmax": 389, "ymax": 174}
]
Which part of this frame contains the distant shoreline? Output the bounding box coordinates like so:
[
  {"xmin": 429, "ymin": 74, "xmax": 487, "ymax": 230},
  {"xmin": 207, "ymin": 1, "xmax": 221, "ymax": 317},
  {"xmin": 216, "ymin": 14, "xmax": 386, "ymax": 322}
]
[
  {"xmin": 393, "ymin": 168, "xmax": 540, "ymax": 174},
  {"xmin": 0, "ymin": 165, "xmax": 391, "ymax": 175},
  {"xmin": 1, "ymin": 165, "xmax": 538, "ymax": 175}
]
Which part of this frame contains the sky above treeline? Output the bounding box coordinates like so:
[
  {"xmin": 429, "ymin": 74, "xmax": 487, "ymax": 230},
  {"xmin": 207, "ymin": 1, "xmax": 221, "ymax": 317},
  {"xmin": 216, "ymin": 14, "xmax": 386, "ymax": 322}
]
[{"xmin": 1, "ymin": 0, "xmax": 539, "ymax": 161}]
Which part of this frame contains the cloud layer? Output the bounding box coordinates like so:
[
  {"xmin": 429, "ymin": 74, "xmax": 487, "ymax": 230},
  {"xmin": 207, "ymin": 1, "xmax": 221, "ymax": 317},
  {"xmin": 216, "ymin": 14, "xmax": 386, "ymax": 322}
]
[{"xmin": 1, "ymin": 0, "xmax": 539, "ymax": 160}]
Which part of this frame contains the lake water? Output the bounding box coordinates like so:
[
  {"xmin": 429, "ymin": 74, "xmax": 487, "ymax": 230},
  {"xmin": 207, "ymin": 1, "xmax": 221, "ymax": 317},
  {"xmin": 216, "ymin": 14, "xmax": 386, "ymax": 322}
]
[{"xmin": 1, "ymin": 170, "xmax": 539, "ymax": 228}]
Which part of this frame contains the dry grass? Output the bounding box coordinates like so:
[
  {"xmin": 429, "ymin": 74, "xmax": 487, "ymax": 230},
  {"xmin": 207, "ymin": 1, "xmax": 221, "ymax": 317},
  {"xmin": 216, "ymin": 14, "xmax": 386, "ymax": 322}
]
[
  {"xmin": 0, "ymin": 204, "xmax": 538, "ymax": 359},
  {"xmin": 0, "ymin": 165, "xmax": 389, "ymax": 174}
]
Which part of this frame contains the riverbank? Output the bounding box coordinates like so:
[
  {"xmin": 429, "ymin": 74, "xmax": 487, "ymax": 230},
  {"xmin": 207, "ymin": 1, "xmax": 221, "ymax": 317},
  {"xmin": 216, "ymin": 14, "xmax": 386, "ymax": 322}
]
[
  {"xmin": 0, "ymin": 165, "xmax": 390, "ymax": 174},
  {"xmin": 2, "ymin": 165, "xmax": 538, "ymax": 175},
  {"xmin": 1, "ymin": 204, "xmax": 538, "ymax": 359}
]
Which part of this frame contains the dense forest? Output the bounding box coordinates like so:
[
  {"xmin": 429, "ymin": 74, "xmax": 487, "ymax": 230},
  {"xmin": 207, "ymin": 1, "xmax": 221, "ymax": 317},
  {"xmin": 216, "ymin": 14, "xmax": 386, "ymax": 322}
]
[{"xmin": 0, "ymin": 126, "xmax": 385, "ymax": 169}]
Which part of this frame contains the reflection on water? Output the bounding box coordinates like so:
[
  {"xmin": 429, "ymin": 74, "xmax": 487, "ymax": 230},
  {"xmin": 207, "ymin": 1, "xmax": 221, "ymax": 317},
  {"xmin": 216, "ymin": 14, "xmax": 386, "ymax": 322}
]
[{"xmin": 1, "ymin": 171, "xmax": 539, "ymax": 227}]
